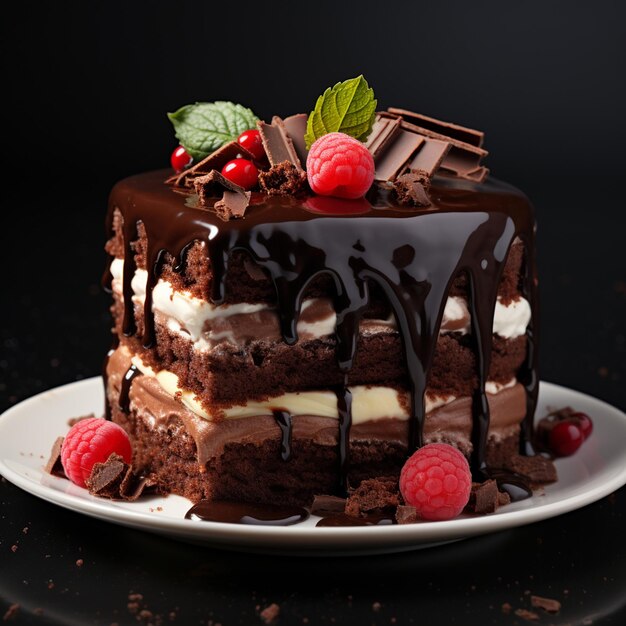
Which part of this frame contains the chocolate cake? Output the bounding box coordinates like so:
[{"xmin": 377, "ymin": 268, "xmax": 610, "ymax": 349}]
[{"xmin": 102, "ymin": 83, "xmax": 539, "ymax": 510}]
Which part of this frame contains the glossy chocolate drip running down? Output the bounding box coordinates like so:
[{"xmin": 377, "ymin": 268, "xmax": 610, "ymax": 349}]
[{"xmin": 104, "ymin": 170, "xmax": 539, "ymax": 491}]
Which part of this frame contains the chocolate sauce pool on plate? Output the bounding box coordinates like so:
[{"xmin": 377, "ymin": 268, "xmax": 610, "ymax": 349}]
[
  {"xmin": 105, "ymin": 171, "xmax": 540, "ymax": 492},
  {"xmin": 185, "ymin": 500, "xmax": 309, "ymax": 526}
]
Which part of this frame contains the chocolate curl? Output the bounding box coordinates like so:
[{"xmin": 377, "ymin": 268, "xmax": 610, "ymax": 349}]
[
  {"xmin": 388, "ymin": 107, "xmax": 489, "ymax": 182},
  {"xmin": 193, "ymin": 170, "xmax": 251, "ymax": 221},
  {"xmin": 258, "ymin": 117, "xmax": 303, "ymax": 169}
]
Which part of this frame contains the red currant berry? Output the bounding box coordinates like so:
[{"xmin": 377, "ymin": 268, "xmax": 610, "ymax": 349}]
[
  {"xmin": 170, "ymin": 145, "xmax": 192, "ymax": 172},
  {"xmin": 548, "ymin": 421, "xmax": 584, "ymax": 457},
  {"xmin": 237, "ymin": 129, "xmax": 266, "ymax": 161},
  {"xmin": 221, "ymin": 159, "xmax": 259, "ymax": 190},
  {"xmin": 571, "ymin": 411, "xmax": 593, "ymax": 439}
]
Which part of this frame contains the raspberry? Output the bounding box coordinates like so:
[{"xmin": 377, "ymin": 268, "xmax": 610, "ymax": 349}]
[
  {"xmin": 61, "ymin": 417, "xmax": 132, "ymax": 488},
  {"xmin": 306, "ymin": 132, "xmax": 375, "ymax": 199},
  {"xmin": 399, "ymin": 443, "xmax": 472, "ymax": 521}
]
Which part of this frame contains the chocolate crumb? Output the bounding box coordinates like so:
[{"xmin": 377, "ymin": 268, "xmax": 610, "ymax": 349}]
[
  {"xmin": 514, "ymin": 608, "xmax": 540, "ymax": 621},
  {"xmin": 259, "ymin": 603, "xmax": 280, "ymax": 624},
  {"xmin": 505, "ymin": 455, "xmax": 557, "ymax": 484},
  {"xmin": 530, "ymin": 595, "xmax": 561, "ymax": 613},
  {"xmin": 392, "ymin": 172, "xmax": 431, "ymax": 207},
  {"xmin": 258, "ymin": 161, "xmax": 308, "ymax": 195},
  {"xmin": 372, "ymin": 602, "xmax": 382, "ymax": 612},
  {"xmin": 310, "ymin": 494, "xmax": 346, "ymax": 516},
  {"xmin": 76, "ymin": 559, "xmax": 84, "ymax": 567},
  {"xmin": 345, "ymin": 478, "xmax": 399, "ymax": 518},
  {"xmin": 45, "ymin": 436, "xmax": 66, "ymax": 478},
  {"xmin": 10, "ymin": 545, "xmax": 17, "ymax": 553},
  {"xmin": 501, "ymin": 603, "xmax": 512, "ymax": 614},
  {"xmin": 395, "ymin": 505, "xmax": 419, "ymax": 524},
  {"xmin": 3, "ymin": 604, "xmax": 19, "ymax": 622}
]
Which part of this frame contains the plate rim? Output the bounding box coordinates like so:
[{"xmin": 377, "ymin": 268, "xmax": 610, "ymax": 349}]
[{"xmin": 1, "ymin": 377, "xmax": 625, "ymax": 548}]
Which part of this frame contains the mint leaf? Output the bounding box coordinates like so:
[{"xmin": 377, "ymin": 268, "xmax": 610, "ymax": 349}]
[
  {"xmin": 168, "ymin": 101, "xmax": 259, "ymax": 161},
  {"xmin": 304, "ymin": 75, "xmax": 377, "ymax": 149}
]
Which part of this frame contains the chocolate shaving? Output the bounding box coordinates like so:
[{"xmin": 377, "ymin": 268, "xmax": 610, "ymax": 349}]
[
  {"xmin": 166, "ymin": 141, "xmax": 254, "ymax": 188},
  {"xmin": 408, "ymin": 138, "xmax": 451, "ymax": 176},
  {"xmin": 258, "ymin": 161, "xmax": 308, "ymax": 195},
  {"xmin": 392, "ymin": 171, "xmax": 432, "ymax": 207},
  {"xmin": 44, "ymin": 436, "xmax": 66, "ymax": 478},
  {"xmin": 310, "ymin": 494, "xmax": 347, "ymax": 516},
  {"xmin": 86, "ymin": 453, "xmax": 127, "ymax": 497},
  {"xmin": 530, "ymin": 595, "xmax": 561, "ymax": 613},
  {"xmin": 119, "ymin": 469, "xmax": 160, "ymax": 501},
  {"xmin": 193, "ymin": 170, "xmax": 251, "ymax": 220},
  {"xmin": 514, "ymin": 608, "xmax": 540, "ymax": 622},
  {"xmin": 388, "ymin": 107, "xmax": 484, "ymax": 147},
  {"xmin": 345, "ymin": 477, "xmax": 399, "ymax": 518},
  {"xmin": 373, "ymin": 127, "xmax": 424, "ymax": 182},
  {"xmin": 282, "ymin": 113, "xmax": 309, "ymax": 167},
  {"xmin": 395, "ymin": 505, "xmax": 419, "ymax": 524},
  {"xmin": 86, "ymin": 453, "xmax": 160, "ymax": 501},
  {"xmin": 364, "ymin": 114, "xmax": 402, "ymax": 158},
  {"xmin": 258, "ymin": 117, "xmax": 303, "ymax": 169},
  {"xmin": 214, "ymin": 189, "xmax": 251, "ymax": 221},
  {"xmin": 389, "ymin": 108, "xmax": 489, "ymax": 182}
]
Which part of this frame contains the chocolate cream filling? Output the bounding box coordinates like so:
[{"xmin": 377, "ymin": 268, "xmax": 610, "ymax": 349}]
[{"xmin": 107, "ymin": 345, "xmax": 525, "ymax": 466}]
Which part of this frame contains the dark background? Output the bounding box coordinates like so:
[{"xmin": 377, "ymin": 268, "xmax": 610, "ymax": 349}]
[{"xmin": 1, "ymin": 1, "xmax": 625, "ymax": 624}]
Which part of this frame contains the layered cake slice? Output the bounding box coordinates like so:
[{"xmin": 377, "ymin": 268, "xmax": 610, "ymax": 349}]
[{"xmin": 102, "ymin": 77, "xmax": 540, "ymax": 510}]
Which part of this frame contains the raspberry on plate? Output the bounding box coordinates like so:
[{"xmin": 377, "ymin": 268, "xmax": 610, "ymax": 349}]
[
  {"xmin": 399, "ymin": 443, "xmax": 472, "ymax": 521},
  {"xmin": 61, "ymin": 417, "xmax": 132, "ymax": 488},
  {"xmin": 306, "ymin": 132, "xmax": 375, "ymax": 199}
]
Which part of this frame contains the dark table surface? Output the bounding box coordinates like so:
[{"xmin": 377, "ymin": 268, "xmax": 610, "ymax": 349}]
[{"xmin": 1, "ymin": 172, "xmax": 625, "ymax": 626}]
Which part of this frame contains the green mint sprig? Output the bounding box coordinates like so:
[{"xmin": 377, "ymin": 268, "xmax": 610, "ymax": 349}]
[
  {"xmin": 304, "ymin": 75, "xmax": 377, "ymax": 149},
  {"xmin": 167, "ymin": 101, "xmax": 259, "ymax": 161}
]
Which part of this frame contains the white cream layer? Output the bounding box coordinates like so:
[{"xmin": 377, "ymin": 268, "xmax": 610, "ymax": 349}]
[
  {"xmin": 110, "ymin": 258, "xmax": 531, "ymax": 348},
  {"xmin": 128, "ymin": 349, "xmax": 515, "ymax": 425}
]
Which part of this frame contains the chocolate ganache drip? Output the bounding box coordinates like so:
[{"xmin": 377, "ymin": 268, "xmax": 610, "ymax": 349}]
[{"xmin": 104, "ymin": 171, "xmax": 539, "ymax": 486}]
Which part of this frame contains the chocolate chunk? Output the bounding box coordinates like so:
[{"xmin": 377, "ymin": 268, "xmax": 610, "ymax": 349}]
[
  {"xmin": 393, "ymin": 172, "xmax": 431, "ymax": 207},
  {"xmin": 258, "ymin": 161, "xmax": 308, "ymax": 195},
  {"xmin": 345, "ymin": 477, "xmax": 399, "ymax": 518},
  {"xmin": 258, "ymin": 117, "xmax": 303, "ymax": 169},
  {"xmin": 193, "ymin": 170, "xmax": 251, "ymax": 219},
  {"xmin": 408, "ymin": 138, "xmax": 451, "ymax": 176},
  {"xmin": 373, "ymin": 128, "xmax": 424, "ymax": 182},
  {"xmin": 45, "ymin": 437, "xmax": 66, "ymax": 478},
  {"xmin": 505, "ymin": 455, "xmax": 558, "ymax": 484},
  {"xmin": 472, "ymin": 479, "xmax": 500, "ymax": 514},
  {"xmin": 498, "ymin": 490, "xmax": 511, "ymax": 506},
  {"xmin": 365, "ymin": 114, "xmax": 402, "ymax": 158},
  {"xmin": 166, "ymin": 141, "xmax": 254, "ymax": 188},
  {"xmin": 214, "ymin": 189, "xmax": 251, "ymax": 220},
  {"xmin": 531, "ymin": 595, "xmax": 561, "ymax": 613},
  {"xmin": 388, "ymin": 107, "xmax": 485, "ymax": 147},
  {"xmin": 86, "ymin": 453, "xmax": 127, "ymax": 497},
  {"xmin": 395, "ymin": 505, "xmax": 419, "ymax": 524},
  {"xmin": 310, "ymin": 494, "xmax": 347, "ymax": 516},
  {"xmin": 282, "ymin": 113, "xmax": 309, "ymax": 167},
  {"xmin": 388, "ymin": 107, "xmax": 489, "ymax": 182}
]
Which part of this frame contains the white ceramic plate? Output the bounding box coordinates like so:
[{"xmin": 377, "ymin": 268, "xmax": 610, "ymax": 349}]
[{"xmin": 1, "ymin": 378, "xmax": 625, "ymax": 555}]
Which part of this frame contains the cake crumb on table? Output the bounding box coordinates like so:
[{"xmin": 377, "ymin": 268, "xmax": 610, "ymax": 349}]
[
  {"xmin": 2, "ymin": 604, "xmax": 20, "ymax": 622},
  {"xmin": 530, "ymin": 595, "xmax": 561, "ymax": 613},
  {"xmin": 259, "ymin": 603, "xmax": 280, "ymax": 623},
  {"xmin": 514, "ymin": 608, "xmax": 540, "ymax": 621}
]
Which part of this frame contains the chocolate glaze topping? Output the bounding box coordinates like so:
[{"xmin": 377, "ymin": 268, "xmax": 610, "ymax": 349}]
[
  {"xmin": 272, "ymin": 410, "xmax": 293, "ymax": 462},
  {"xmin": 104, "ymin": 170, "xmax": 539, "ymax": 490},
  {"xmin": 185, "ymin": 500, "xmax": 309, "ymax": 526},
  {"xmin": 118, "ymin": 364, "xmax": 142, "ymax": 414}
]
